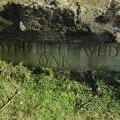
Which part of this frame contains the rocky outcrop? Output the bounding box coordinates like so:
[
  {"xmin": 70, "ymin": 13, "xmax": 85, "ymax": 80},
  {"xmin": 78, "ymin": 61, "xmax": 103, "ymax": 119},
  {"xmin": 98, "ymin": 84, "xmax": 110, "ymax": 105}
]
[{"xmin": 0, "ymin": 0, "xmax": 120, "ymax": 42}]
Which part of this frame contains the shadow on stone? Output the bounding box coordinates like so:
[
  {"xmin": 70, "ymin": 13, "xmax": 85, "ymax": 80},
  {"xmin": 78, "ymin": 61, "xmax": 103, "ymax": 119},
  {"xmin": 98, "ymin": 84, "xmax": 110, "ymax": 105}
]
[
  {"xmin": 0, "ymin": 2, "xmax": 22, "ymax": 33},
  {"xmin": 95, "ymin": 16, "xmax": 110, "ymax": 24}
]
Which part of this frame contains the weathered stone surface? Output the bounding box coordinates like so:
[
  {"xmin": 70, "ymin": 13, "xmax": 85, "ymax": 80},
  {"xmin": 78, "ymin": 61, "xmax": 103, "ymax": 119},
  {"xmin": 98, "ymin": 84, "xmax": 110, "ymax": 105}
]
[
  {"xmin": 0, "ymin": 0, "xmax": 120, "ymax": 41},
  {"xmin": 0, "ymin": 32, "xmax": 120, "ymax": 71},
  {"xmin": 0, "ymin": 1, "xmax": 120, "ymax": 71}
]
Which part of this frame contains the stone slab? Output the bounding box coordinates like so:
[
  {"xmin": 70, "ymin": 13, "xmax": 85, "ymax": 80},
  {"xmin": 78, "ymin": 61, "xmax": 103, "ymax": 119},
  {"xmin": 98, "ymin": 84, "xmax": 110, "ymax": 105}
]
[{"xmin": 0, "ymin": 32, "xmax": 120, "ymax": 71}]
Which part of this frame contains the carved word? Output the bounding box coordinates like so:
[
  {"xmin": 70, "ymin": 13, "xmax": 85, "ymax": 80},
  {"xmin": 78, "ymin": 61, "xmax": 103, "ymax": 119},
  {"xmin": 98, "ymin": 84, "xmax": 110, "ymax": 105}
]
[{"xmin": 0, "ymin": 42, "xmax": 118, "ymax": 57}]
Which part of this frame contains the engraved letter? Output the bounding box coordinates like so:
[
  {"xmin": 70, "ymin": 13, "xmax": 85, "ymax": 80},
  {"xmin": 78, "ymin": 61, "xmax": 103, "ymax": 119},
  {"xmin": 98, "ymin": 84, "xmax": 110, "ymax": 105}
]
[
  {"xmin": 108, "ymin": 45, "xmax": 118, "ymax": 57},
  {"xmin": 39, "ymin": 55, "xmax": 48, "ymax": 66}
]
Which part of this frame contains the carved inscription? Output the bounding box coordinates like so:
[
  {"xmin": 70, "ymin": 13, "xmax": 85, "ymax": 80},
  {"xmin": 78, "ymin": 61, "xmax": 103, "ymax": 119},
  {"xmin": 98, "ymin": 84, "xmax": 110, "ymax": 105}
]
[
  {"xmin": 0, "ymin": 41, "xmax": 119, "ymax": 70},
  {"xmin": 39, "ymin": 56, "xmax": 71, "ymax": 67},
  {"xmin": 0, "ymin": 42, "xmax": 118, "ymax": 57}
]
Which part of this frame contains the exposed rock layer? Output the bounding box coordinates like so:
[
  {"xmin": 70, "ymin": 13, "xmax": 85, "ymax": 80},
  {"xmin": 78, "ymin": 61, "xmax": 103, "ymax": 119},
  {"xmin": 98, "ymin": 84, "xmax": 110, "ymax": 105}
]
[{"xmin": 0, "ymin": 0, "xmax": 120, "ymax": 42}]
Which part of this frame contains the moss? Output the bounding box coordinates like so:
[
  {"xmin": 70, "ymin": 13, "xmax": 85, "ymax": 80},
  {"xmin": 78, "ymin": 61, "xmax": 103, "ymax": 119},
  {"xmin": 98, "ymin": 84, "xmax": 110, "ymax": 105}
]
[{"xmin": 0, "ymin": 5, "xmax": 4, "ymax": 12}]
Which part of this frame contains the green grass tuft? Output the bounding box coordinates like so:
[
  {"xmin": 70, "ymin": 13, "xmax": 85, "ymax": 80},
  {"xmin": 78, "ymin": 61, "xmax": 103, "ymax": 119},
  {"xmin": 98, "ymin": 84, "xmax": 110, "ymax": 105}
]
[{"xmin": 0, "ymin": 60, "xmax": 119, "ymax": 120}]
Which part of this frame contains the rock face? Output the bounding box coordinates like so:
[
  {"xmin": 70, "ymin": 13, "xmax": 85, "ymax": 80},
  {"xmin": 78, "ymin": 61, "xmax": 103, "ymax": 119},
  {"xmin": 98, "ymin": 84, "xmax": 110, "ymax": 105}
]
[
  {"xmin": 19, "ymin": 0, "xmax": 116, "ymax": 33},
  {"xmin": 20, "ymin": 5, "xmax": 77, "ymax": 32},
  {"xmin": 0, "ymin": 0, "xmax": 120, "ymax": 42}
]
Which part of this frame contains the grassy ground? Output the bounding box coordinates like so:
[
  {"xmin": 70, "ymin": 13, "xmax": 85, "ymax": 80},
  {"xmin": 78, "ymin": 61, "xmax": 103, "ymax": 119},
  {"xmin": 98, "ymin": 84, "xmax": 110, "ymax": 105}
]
[{"xmin": 0, "ymin": 61, "xmax": 120, "ymax": 120}]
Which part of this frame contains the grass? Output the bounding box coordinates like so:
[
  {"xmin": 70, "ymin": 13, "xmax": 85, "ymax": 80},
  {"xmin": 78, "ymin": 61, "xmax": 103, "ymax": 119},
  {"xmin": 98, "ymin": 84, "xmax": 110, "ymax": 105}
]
[{"xmin": 0, "ymin": 61, "xmax": 120, "ymax": 120}]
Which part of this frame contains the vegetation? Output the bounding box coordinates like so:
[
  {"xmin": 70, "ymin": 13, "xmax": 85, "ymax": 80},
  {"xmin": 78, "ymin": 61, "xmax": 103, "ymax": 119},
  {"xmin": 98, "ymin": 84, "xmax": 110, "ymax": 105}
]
[{"xmin": 0, "ymin": 60, "xmax": 119, "ymax": 120}]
